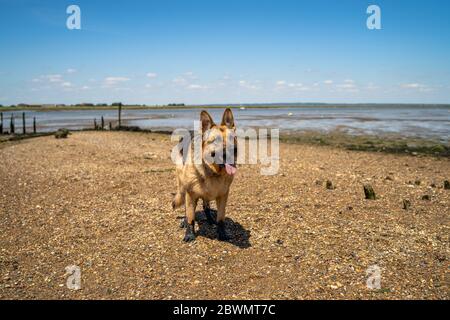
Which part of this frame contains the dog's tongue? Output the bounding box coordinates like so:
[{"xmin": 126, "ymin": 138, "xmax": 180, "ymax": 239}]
[{"xmin": 225, "ymin": 164, "xmax": 237, "ymax": 176}]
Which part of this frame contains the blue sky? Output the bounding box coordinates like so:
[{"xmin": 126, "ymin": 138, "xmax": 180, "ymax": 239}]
[{"xmin": 0, "ymin": 0, "xmax": 449, "ymax": 105}]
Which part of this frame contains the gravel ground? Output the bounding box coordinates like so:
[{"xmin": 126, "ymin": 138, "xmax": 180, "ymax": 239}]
[{"xmin": 0, "ymin": 131, "xmax": 448, "ymax": 299}]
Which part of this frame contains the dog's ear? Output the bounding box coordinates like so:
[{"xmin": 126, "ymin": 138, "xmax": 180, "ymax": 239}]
[
  {"xmin": 200, "ymin": 111, "xmax": 215, "ymax": 133},
  {"xmin": 221, "ymin": 108, "xmax": 235, "ymax": 129}
]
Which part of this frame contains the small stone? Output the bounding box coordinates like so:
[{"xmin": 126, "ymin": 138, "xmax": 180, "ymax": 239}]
[
  {"xmin": 143, "ymin": 152, "xmax": 156, "ymax": 159},
  {"xmin": 363, "ymin": 184, "xmax": 376, "ymax": 200},
  {"xmin": 444, "ymin": 180, "xmax": 450, "ymax": 190},
  {"xmin": 421, "ymin": 195, "xmax": 431, "ymax": 201},
  {"xmin": 330, "ymin": 285, "xmax": 339, "ymax": 289},
  {"xmin": 326, "ymin": 180, "xmax": 334, "ymax": 190},
  {"xmin": 54, "ymin": 128, "xmax": 69, "ymax": 139},
  {"xmin": 402, "ymin": 199, "xmax": 411, "ymax": 210},
  {"xmin": 414, "ymin": 180, "xmax": 421, "ymax": 186}
]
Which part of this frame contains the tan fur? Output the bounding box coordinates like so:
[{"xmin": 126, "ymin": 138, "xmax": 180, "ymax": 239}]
[{"xmin": 173, "ymin": 109, "xmax": 236, "ymax": 228}]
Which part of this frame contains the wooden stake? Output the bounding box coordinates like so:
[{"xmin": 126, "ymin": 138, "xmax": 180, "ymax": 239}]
[
  {"xmin": 22, "ymin": 112, "xmax": 26, "ymax": 135},
  {"xmin": 33, "ymin": 117, "xmax": 36, "ymax": 134},
  {"xmin": 10, "ymin": 113, "xmax": 14, "ymax": 134},
  {"xmin": 118, "ymin": 103, "xmax": 122, "ymax": 128},
  {"xmin": 363, "ymin": 184, "xmax": 376, "ymax": 200}
]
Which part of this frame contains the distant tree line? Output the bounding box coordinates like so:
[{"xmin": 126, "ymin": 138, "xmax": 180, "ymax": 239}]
[
  {"xmin": 0, "ymin": 102, "xmax": 188, "ymax": 108},
  {"xmin": 167, "ymin": 103, "xmax": 185, "ymax": 107}
]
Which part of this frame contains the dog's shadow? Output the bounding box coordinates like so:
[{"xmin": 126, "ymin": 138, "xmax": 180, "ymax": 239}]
[{"xmin": 179, "ymin": 209, "xmax": 251, "ymax": 248}]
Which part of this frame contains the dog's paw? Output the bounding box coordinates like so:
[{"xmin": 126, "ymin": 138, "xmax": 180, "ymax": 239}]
[
  {"xmin": 183, "ymin": 232, "xmax": 196, "ymax": 242},
  {"xmin": 183, "ymin": 224, "xmax": 196, "ymax": 242},
  {"xmin": 179, "ymin": 217, "xmax": 187, "ymax": 228}
]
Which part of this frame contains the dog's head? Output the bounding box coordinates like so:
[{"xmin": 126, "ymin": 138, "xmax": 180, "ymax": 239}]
[{"xmin": 200, "ymin": 108, "xmax": 237, "ymax": 176}]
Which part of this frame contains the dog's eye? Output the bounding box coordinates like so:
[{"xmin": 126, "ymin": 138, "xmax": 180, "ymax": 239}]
[{"xmin": 211, "ymin": 151, "xmax": 216, "ymax": 158}]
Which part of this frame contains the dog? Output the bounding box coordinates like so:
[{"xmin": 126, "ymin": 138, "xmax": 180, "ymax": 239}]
[{"xmin": 172, "ymin": 108, "xmax": 238, "ymax": 242}]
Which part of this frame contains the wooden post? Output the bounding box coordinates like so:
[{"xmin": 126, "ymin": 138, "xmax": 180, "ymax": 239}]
[
  {"xmin": 0, "ymin": 112, "xmax": 3, "ymax": 134},
  {"xmin": 22, "ymin": 112, "xmax": 26, "ymax": 135},
  {"xmin": 363, "ymin": 184, "xmax": 376, "ymax": 200},
  {"xmin": 94, "ymin": 118, "xmax": 97, "ymax": 130},
  {"xmin": 101, "ymin": 116, "xmax": 104, "ymax": 130},
  {"xmin": 33, "ymin": 117, "xmax": 36, "ymax": 134},
  {"xmin": 118, "ymin": 103, "xmax": 122, "ymax": 128},
  {"xmin": 109, "ymin": 122, "xmax": 112, "ymax": 130},
  {"xmin": 10, "ymin": 113, "xmax": 14, "ymax": 134}
]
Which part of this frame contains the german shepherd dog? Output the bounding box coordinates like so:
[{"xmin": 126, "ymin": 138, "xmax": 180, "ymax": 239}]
[{"xmin": 172, "ymin": 108, "xmax": 237, "ymax": 242}]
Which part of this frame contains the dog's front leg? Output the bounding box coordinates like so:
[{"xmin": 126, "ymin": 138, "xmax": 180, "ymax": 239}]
[
  {"xmin": 183, "ymin": 192, "xmax": 197, "ymax": 242},
  {"xmin": 216, "ymin": 193, "xmax": 230, "ymax": 241}
]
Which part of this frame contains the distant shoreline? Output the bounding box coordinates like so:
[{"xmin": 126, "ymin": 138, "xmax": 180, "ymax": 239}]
[
  {"xmin": 1, "ymin": 103, "xmax": 450, "ymax": 112},
  {"xmin": 2, "ymin": 127, "xmax": 449, "ymax": 158}
]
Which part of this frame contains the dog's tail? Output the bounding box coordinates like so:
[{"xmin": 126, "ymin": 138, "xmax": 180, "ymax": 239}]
[{"xmin": 172, "ymin": 191, "xmax": 185, "ymax": 210}]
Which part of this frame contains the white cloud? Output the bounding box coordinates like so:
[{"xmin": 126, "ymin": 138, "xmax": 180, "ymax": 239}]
[
  {"xmin": 239, "ymin": 80, "xmax": 258, "ymax": 90},
  {"xmin": 45, "ymin": 74, "xmax": 63, "ymax": 83},
  {"xmin": 336, "ymin": 83, "xmax": 356, "ymax": 89},
  {"xmin": 146, "ymin": 72, "xmax": 157, "ymax": 78},
  {"xmin": 335, "ymin": 81, "xmax": 359, "ymax": 93},
  {"xmin": 184, "ymin": 71, "xmax": 197, "ymax": 79},
  {"xmin": 323, "ymin": 80, "xmax": 333, "ymax": 85},
  {"xmin": 401, "ymin": 83, "xmax": 423, "ymax": 89},
  {"xmin": 187, "ymin": 84, "xmax": 208, "ymax": 90},
  {"xmin": 366, "ymin": 83, "xmax": 379, "ymax": 90},
  {"xmin": 275, "ymin": 80, "xmax": 311, "ymax": 91},
  {"xmin": 172, "ymin": 71, "xmax": 197, "ymax": 84},
  {"xmin": 173, "ymin": 77, "xmax": 187, "ymax": 85},
  {"xmin": 400, "ymin": 83, "xmax": 434, "ymax": 92},
  {"xmin": 61, "ymin": 82, "xmax": 72, "ymax": 87},
  {"xmin": 103, "ymin": 77, "xmax": 130, "ymax": 87},
  {"xmin": 67, "ymin": 68, "xmax": 77, "ymax": 74},
  {"xmin": 32, "ymin": 74, "xmax": 64, "ymax": 85}
]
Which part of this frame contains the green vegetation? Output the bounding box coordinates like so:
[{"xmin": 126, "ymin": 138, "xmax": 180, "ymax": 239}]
[{"xmin": 280, "ymin": 130, "xmax": 450, "ymax": 157}]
